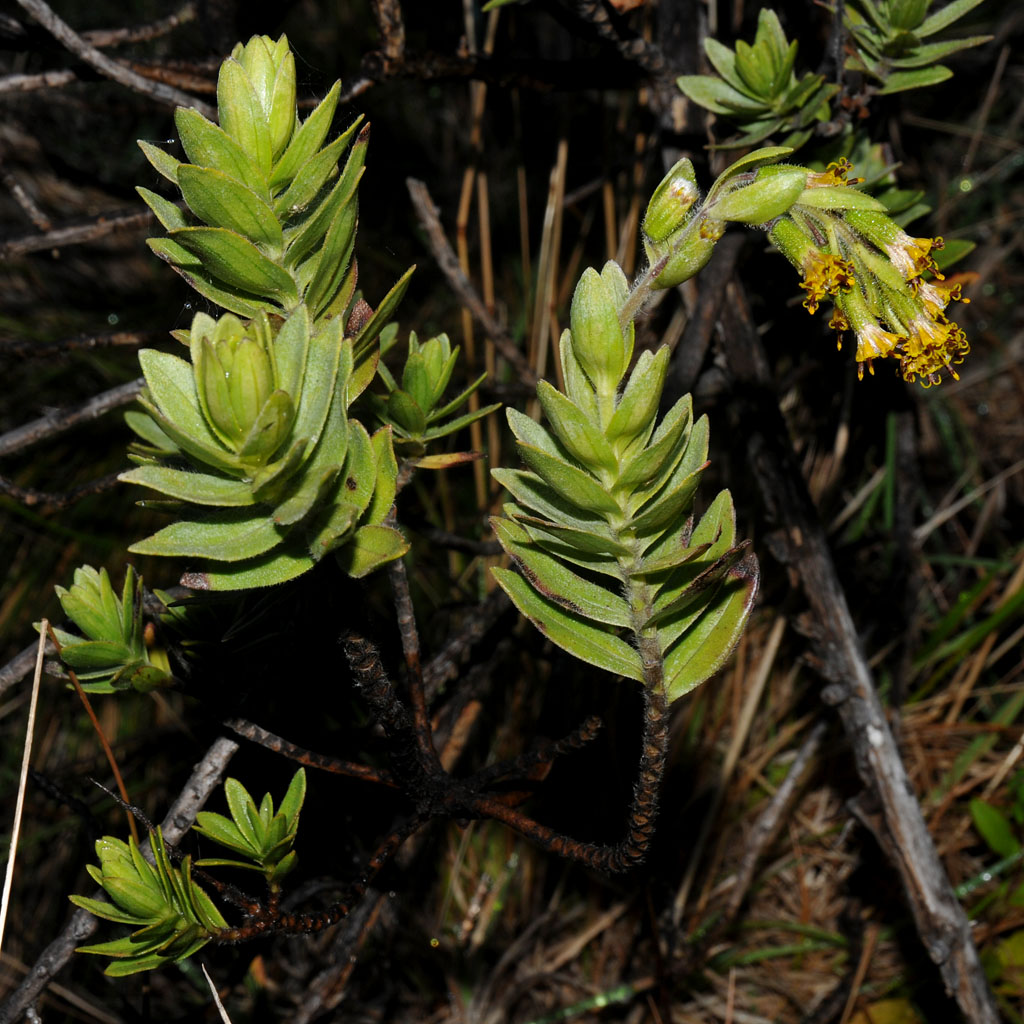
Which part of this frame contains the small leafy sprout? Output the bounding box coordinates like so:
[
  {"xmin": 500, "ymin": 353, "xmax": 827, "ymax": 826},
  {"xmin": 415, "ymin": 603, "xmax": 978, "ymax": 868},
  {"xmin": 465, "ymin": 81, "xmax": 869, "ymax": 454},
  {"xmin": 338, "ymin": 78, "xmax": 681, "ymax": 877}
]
[
  {"xmin": 70, "ymin": 828, "xmax": 226, "ymax": 977},
  {"xmin": 192, "ymin": 770, "xmax": 306, "ymax": 888},
  {"xmin": 42, "ymin": 565, "xmax": 172, "ymax": 694},
  {"xmin": 677, "ymin": 9, "xmax": 838, "ymax": 150},
  {"xmin": 370, "ymin": 330, "xmax": 501, "ymax": 461},
  {"xmin": 840, "ymin": 0, "xmax": 991, "ymax": 94}
]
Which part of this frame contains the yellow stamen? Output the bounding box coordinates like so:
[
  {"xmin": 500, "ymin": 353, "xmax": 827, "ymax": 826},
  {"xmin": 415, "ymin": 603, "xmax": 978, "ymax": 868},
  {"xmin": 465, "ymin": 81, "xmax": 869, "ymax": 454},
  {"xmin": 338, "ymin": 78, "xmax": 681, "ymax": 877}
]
[
  {"xmin": 807, "ymin": 158, "xmax": 865, "ymax": 187},
  {"xmin": 799, "ymin": 251, "xmax": 854, "ymax": 314}
]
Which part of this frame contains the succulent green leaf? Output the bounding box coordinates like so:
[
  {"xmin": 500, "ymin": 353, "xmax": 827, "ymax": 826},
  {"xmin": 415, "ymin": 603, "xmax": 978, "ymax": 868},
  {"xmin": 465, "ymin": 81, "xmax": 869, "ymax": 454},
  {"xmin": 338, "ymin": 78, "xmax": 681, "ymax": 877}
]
[
  {"xmin": 58, "ymin": 641, "xmax": 137, "ymax": 671},
  {"xmin": 662, "ymin": 556, "xmax": 758, "ymax": 701},
  {"xmin": 305, "ymin": 198, "xmax": 358, "ymax": 318},
  {"xmin": 536, "ymin": 380, "xmax": 618, "ymax": 474},
  {"xmin": 129, "ymin": 510, "xmax": 284, "ymax": 562},
  {"xmin": 224, "ymin": 778, "xmax": 261, "ymax": 852},
  {"xmin": 177, "ymin": 165, "xmax": 283, "ymax": 249},
  {"xmin": 217, "ymin": 57, "xmax": 272, "ymax": 174},
  {"xmin": 146, "ymin": 237, "xmax": 268, "ymax": 318},
  {"xmin": 118, "ymin": 465, "xmax": 256, "ymax": 507},
  {"xmin": 877, "ymin": 65, "xmax": 954, "ymax": 93},
  {"xmin": 335, "ymin": 524, "xmax": 409, "ymax": 578},
  {"xmin": 387, "ymin": 390, "xmax": 428, "ymax": 436},
  {"xmin": 676, "ymin": 75, "xmax": 766, "ymax": 116},
  {"xmin": 569, "ymin": 267, "xmax": 629, "ymax": 397},
  {"xmin": 274, "ymin": 132, "xmax": 349, "ymax": 219},
  {"xmin": 174, "ymin": 106, "xmax": 265, "ymax": 195},
  {"xmin": 138, "ymin": 349, "xmax": 222, "ymax": 452},
  {"xmin": 137, "ymin": 400, "xmax": 246, "ymax": 477},
  {"xmin": 703, "ymin": 37, "xmax": 747, "ymax": 93},
  {"xmin": 137, "ymin": 140, "xmax": 181, "ymax": 184},
  {"xmin": 916, "ymin": 0, "xmax": 985, "ymax": 36},
  {"xmin": 168, "ymin": 227, "xmax": 298, "ymax": 305},
  {"xmin": 184, "ymin": 544, "xmax": 315, "ymax": 590},
  {"xmin": 606, "ymin": 348, "xmax": 669, "ymax": 448},
  {"xmin": 236, "ymin": 390, "xmax": 295, "ymax": 462},
  {"xmin": 422, "ymin": 402, "xmax": 501, "ymax": 442},
  {"xmin": 69, "ymin": 894, "xmax": 149, "ymax": 927},
  {"xmin": 516, "ymin": 443, "xmax": 621, "ymax": 517},
  {"xmin": 890, "ymin": 35, "xmax": 991, "ymax": 68},
  {"xmin": 270, "ymin": 83, "xmax": 343, "ymax": 190},
  {"xmin": 278, "ymin": 769, "xmax": 306, "ymax": 830},
  {"xmin": 364, "ymin": 425, "xmax": 398, "ymax": 525},
  {"xmin": 492, "ymin": 518, "xmax": 632, "ymax": 628},
  {"xmin": 350, "ymin": 265, "xmax": 416, "ymax": 357},
  {"xmin": 515, "ymin": 514, "xmax": 632, "ymax": 563},
  {"xmin": 492, "ymin": 469, "xmax": 609, "ymax": 535},
  {"xmin": 136, "ymin": 187, "xmax": 188, "ymax": 231},
  {"xmin": 492, "ymin": 568, "xmax": 644, "ymax": 681}
]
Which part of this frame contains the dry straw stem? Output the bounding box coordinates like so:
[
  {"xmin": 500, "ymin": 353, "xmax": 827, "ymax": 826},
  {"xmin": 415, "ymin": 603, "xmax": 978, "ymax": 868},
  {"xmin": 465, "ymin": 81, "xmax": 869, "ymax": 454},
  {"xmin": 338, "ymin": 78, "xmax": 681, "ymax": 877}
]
[
  {"xmin": 719, "ymin": 279, "xmax": 1000, "ymax": 1023},
  {"xmin": 0, "ymin": 736, "xmax": 239, "ymax": 1024},
  {"xmin": 202, "ymin": 962, "xmax": 234, "ymax": 1024},
  {"xmin": 407, "ymin": 178, "xmax": 536, "ymax": 386},
  {"xmin": 0, "ymin": 623, "xmax": 45, "ymax": 957},
  {"xmin": 14, "ymin": 0, "xmax": 215, "ymax": 119}
]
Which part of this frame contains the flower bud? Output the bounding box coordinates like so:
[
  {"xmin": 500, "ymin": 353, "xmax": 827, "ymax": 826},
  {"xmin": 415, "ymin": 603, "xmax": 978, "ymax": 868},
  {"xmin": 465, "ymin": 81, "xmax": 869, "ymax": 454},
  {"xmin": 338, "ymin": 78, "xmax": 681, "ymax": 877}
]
[
  {"xmin": 645, "ymin": 223, "xmax": 717, "ymax": 289},
  {"xmin": 569, "ymin": 267, "xmax": 630, "ymax": 396},
  {"xmin": 710, "ymin": 165, "xmax": 807, "ymax": 225},
  {"xmin": 643, "ymin": 158, "xmax": 700, "ymax": 243}
]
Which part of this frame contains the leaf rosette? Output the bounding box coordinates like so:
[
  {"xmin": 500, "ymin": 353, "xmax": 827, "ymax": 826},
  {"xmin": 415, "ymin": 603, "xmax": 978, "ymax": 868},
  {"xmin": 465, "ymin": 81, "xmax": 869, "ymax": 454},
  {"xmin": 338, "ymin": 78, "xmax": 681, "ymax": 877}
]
[{"xmin": 121, "ymin": 307, "xmax": 407, "ymax": 590}]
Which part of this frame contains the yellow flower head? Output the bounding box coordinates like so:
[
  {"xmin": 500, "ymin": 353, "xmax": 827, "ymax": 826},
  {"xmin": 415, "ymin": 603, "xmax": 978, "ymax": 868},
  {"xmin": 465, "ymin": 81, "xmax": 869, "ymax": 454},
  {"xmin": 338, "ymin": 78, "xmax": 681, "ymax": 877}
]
[
  {"xmin": 898, "ymin": 313, "xmax": 970, "ymax": 387},
  {"xmin": 885, "ymin": 231, "xmax": 944, "ymax": 282},
  {"xmin": 799, "ymin": 251, "xmax": 855, "ymax": 314},
  {"xmin": 806, "ymin": 158, "xmax": 864, "ymax": 188}
]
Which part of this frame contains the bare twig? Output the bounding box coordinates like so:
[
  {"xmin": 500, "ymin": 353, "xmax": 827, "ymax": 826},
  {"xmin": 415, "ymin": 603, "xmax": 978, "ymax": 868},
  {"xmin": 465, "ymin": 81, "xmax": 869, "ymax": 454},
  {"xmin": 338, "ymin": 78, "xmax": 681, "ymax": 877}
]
[
  {"xmin": 0, "ymin": 378, "xmax": 142, "ymax": 459},
  {"xmin": 387, "ymin": 555, "xmax": 439, "ymax": 768},
  {"xmin": 0, "ymin": 472, "xmax": 123, "ymax": 511},
  {"xmin": 0, "ymin": 330, "xmax": 160, "ymax": 360},
  {"xmin": 369, "ymin": 0, "xmax": 406, "ymax": 63},
  {"xmin": 0, "ymin": 210, "xmax": 150, "ymax": 261},
  {"xmin": 13, "ymin": 0, "xmax": 215, "ymax": 118},
  {"xmin": 222, "ymin": 717, "xmax": 395, "ymax": 787},
  {"xmin": 0, "ymin": 736, "xmax": 238, "ymax": 1024},
  {"xmin": 718, "ymin": 280, "xmax": 999, "ymax": 1024},
  {"xmin": 407, "ymin": 178, "xmax": 537, "ymax": 386},
  {"xmin": 81, "ymin": 2, "xmax": 197, "ymax": 48},
  {"xmin": 0, "ymin": 640, "xmax": 54, "ymax": 700},
  {"xmin": 0, "ymin": 70, "xmax": 75, "ymax": 95},
  {"xmin": 421, "ymin": 589, "xmax": 510, "ymax": 700}
]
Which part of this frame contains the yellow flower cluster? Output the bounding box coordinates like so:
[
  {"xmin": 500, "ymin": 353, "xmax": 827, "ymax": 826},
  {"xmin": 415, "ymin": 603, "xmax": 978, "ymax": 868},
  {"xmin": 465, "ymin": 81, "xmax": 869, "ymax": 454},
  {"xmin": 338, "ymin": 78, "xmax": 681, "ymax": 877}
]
[{"xmin": 768, "ymin": 178, "xmax": 971, "ymax": 387}]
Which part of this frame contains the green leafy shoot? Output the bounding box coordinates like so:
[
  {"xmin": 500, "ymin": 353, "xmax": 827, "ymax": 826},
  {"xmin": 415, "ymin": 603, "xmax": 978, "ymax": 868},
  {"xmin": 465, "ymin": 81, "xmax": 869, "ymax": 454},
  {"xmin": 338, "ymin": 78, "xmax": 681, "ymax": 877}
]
[
  {"xmin": 193, "ymin": 769, "xmax": 306, "ymax": 887},
  {"xmin": 70, "ymin": 829, "xmax": 226, "ymax": 976}
]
